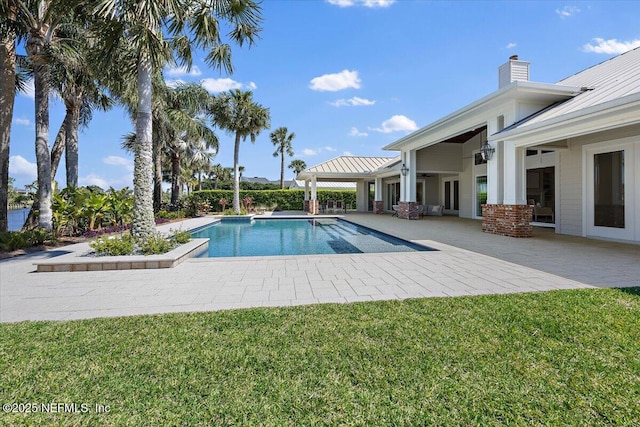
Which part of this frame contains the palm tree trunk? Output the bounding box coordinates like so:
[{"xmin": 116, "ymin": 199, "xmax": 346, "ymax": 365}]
[
  {"xmin": 65, "ymin": 102, "xmax": 80, "ymax": 188},
  {"xmin": 280, "ymin": 151, "xmax": 285, "ymax": 189},
  {"xmin": 50, "ymin": 116, "xmax": 67, "ymax": 180},
  {"xmin": 170, "ymin": 151, "xmax": 180, "ymax": 205},
  {"xmin": 0, "ymin": 30, "xmax": 15, "ymax": 232},
  {"xmin": 22, "ymin": 119, "xmax": 65, "ymax": 231},
  {"xmin": 33, "ymin": 66, "xmax": 53, "ymax": 231},
  {"xmin": 153, "ymin": 139, "xmax": 162, "ymax": 212},
  {"xmin": 131, "ymin": 53, "xmax": 155, "ymax": 239},
  {"xmin": 233, "ymin": 133, "xmax": 241, "ymax": 213}
]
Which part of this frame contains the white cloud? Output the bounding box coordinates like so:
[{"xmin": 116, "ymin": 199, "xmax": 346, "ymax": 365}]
[
  {"xmin": 9, "ymin": 156, "xmax": 37, "ymax": 179},
  {"xmin": 556, "ymin": 6, "xmax": 580, "ymax": 18},
  {"xmin": 349, "ymin": 127, "xmax": 368, "ymax": 137},
  {"xmin": 370, "ymin": 115, "xmax": 418, "ymax": 134},
  {"xmin": 506, "ymin": 42, "xmax": 517, "ymax": 49},
  {"xmin": 103, "ymin": 155, "xmax": 133, "ymax": 171},
  {"xmin": 301, "ymin": 148, "xmax": 319, "ymax": 156},
  {"xmin": 166, "ymin": 65, "xmax": 202, "ymax": 77},
  {"xmin": 329, "ymin": 96, "xmax": 376, "ymax": 107},
  {"xmin": 309, "ymin": 69, "xmax": 361, "ymax": 92},
  {"xmin": 582, "ymin": 38, "xmax": 640, "ymax": 54},
  {"xmin": 14, "ymin": 117, "xmax": 31, "ymax": 126},
  {"xmin": 324, "ymin": 146, "xmax": 336, "ymax": 152},
  {"xmin": 201, "ymin": 78, "xmax": 257, "ymax": 93},
  {"xmin": 327, "ymin": 0, "xmax": 395, "ymax": 8},
  {"xmin": 79, "ymin": 173, "xmax": 110, "ymax": 189},
  {"xmin": 342, "ymin": 151, "xmax": 354, "ymax": 156}
]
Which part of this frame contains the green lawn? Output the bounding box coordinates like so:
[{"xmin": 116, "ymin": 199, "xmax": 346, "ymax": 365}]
[{"xmin": 1, "ymin": 288, "xmax": 639, "ymax": 426}]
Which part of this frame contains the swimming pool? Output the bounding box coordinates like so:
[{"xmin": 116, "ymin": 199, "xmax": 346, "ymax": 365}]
[{"xmin": 191, "ymin": 218, "xmax": 435, "ymax": 258}]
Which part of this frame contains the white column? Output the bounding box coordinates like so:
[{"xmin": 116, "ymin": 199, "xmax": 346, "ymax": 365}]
[
  {"xmin": 400, "ymin": 150, "xmax": 417, "ymax": 202},
  {"xmin": 503, "ymin": 142, "xmax": 526, "ymax": 205},
  {"xmin": 374, "ymin": 177, "xmax": 382, "ymax": 200},
  {"xmin": 311, "ymin": 176, "xmax": 317, "ymax": 200},
  {"xmin": 486, "ymin": 118, "xmax": 503, "ymax": 205},
  {"xmin": 304, "ymin": 180, "xmax": 309, "ymax": 200}
]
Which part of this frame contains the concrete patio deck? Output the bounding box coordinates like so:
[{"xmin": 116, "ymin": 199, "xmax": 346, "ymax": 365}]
[{"xmin": 1, "ymin": 213, "xmax": 637, "ymax": 323}]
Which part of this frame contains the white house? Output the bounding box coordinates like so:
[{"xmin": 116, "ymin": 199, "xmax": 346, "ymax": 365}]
[{"xmin": 299, "ymin": 48, "xmax": 640, "ymax": 244}]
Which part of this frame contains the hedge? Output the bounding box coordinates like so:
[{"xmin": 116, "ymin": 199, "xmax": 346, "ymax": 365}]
[{"xmin": 188, "ymin": 190, "xmax": 357, "ymax": 212}]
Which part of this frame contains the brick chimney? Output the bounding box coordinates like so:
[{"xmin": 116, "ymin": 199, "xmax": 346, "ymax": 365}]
[{"xmin": 499, "ymin": 55, "xmax": 530, "ymax": 88}]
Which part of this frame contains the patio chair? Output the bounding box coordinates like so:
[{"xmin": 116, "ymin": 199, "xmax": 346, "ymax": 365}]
[
  {"xmin": 326, "ymin": 200, "xmax": 335, "ymax": 214},
  {"xmin": 336, "ymin": 200, "xmax": 344, "ymax": 213},
  {"xmin": 416, "ymin": 205, "xmax": 425, "ymax": 217},
  {"xmin": 392, "ymin": 204, "xmax": 399, "ymax": 217},
  {"xmin": 533, "ymin": 206, "xmax": 554, "ymax": 222}
]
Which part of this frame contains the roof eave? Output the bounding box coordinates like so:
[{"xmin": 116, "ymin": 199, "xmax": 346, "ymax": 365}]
[{"xmin": 383, "ymin": 81, "xmax": 583, "ymax": 151}]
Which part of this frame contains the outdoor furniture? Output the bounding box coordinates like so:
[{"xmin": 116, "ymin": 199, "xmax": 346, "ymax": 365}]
[
  {"xmin": 534, "ymin": 206, "xmax": 554, "ymax": 222},
  {"xmin": 424, "ymin": 204, "xmax": 444, "ymax": 216},
  {"xmin": 392, "ymin": 204, "xmax": 399, "ymax": 217},
  {"xmin": 416, "ymin": 205, "xmax": 424, "ymax": 216}
]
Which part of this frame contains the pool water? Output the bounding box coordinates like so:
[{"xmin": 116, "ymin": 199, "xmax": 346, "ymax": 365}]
[{"xmin": 191, "ymin": 218, "xmax": 435, "ymax": 258}]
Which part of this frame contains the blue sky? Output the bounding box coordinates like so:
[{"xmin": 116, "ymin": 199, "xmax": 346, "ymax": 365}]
[{"xmin": 8, "ymin": 0, "xmax": 640, "ymax": 189}]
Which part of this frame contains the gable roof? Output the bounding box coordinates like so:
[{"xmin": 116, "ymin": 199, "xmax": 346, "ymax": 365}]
[{"xmin": 298, "ymin": 156, "xmax": 397, "ymax": 179}]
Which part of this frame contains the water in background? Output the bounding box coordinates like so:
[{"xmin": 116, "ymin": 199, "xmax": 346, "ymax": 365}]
[{"xmin": 8, "ymin": 208, "xmax": 29, "ymax": 231}]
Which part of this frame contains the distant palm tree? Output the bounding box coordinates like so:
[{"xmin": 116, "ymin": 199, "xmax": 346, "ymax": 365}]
[
  {"xmin": 288, "ymin": 159, "xmax": 307, "ymax": 177},
  {"xmin": 271, "ymin": 127, "xmax": 295, "ymax": 189},
  {"xmin": 210, "ymin": 90, "xmax": 270, "ymax": 213},
  {"xmin": 90, "ymin": 0, "xmax": 262, "ymax": 238}
]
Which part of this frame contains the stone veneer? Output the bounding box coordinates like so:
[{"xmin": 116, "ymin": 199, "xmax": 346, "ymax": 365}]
[
  {"xmin": 308, "ymin": 199, "xmax": 319, "ymax": 215},
  {"xmin": 373, "ymin": 200, "xmax": 384, "ymax": 214},
  {"xmin": 397, "ymin": 201, "xmax": 420, "ymax": 220},
  {"xmin": 482, "ymin": 204, "xmax": 533, "ymax": 238}
]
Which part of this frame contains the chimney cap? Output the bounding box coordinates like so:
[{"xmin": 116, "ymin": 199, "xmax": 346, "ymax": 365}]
[{"xmin": 509, "ymin": 54, "xmax": 519, "ymax": 61}]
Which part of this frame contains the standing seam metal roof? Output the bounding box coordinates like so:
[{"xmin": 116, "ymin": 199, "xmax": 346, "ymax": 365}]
[
  {"xmin": 514, "ymin": 46, "xmax": 640, "ymax": 128},
  {"xmin": 303, "ymin": 156, "xmax": 397, "ymax": 174}
]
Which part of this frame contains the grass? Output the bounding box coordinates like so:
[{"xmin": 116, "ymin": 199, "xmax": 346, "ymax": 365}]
[{"xmin": 1, "ymin": 288, "xmax": 639, "ymax": 426}]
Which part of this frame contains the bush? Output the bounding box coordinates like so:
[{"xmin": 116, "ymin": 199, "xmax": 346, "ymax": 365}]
[
  {"xmin": 156, "ymin": 210, "xmax": 186, "ymax": 220},
  {"xmin": 0, "ymin": 229, "xmax": 55, "ymax": 252},
  {"xmin": 171, "ymin": 229, "xmax": 192, "ymax": 244},
  {"xmin": 138, "ymin": 234, "xmax": 173, "ymax": 255},
  {"xmin": 90, "ymin": 234, "xmax": 135, "ymax": 256},
  {"xmin": 188, "ymin": 189, "xmax": 357, "ymax": 212}
]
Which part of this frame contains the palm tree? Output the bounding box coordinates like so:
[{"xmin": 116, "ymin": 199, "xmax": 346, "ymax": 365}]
[
  {"xmin": 210, "ymin": 90, "xmax": 270, "ymax": 213},
  {"xmin": 288, "ymin": 159, "xmax": 307, "ymax": 177},
  {"xmin": 270, "ymin": 127, "xmax": 295, "ymax": 189},
  {"xmin": 0, "ymin": 2, "xmax": 21, "ymax": 232},
  {"xmin": 21, "ymin": 0, "xmax": 74, "ymax": 231},
  {"xmin": 90, "ymin": 0, "xmax": 262, "ymax": 239}
]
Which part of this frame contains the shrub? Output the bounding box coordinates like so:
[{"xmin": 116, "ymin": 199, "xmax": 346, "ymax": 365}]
[
  {"xmin": 171, "ymin": 229, "xmax": 192, "ymax": 244},
  {"xmin": 138, "ymin": 234, "xmax": 174, "ymax": 255},
  {"xmin": 189, "ymin": 189, "xmax": 357, "ymax": 212},
  {"xmin": 0, "ymin": 229, "xmax": 55, "ymax": 252},
  {"xmin": 156, "ymin": 209, "xmax": 186, "ymax": 220},
  {"xmin": 90, "ymin": 234, "xmax": 135, "ymax": 256}
]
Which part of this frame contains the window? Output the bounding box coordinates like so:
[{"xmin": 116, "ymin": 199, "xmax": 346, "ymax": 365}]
[{"xmin": 476, "ymin": 176, "xmax": 487, "ymax": 217}]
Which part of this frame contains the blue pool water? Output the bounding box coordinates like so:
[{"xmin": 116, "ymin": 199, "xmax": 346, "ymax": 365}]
[{"xmin": 192, "ymin": 218, "xmax": 435, "ymax": 258}]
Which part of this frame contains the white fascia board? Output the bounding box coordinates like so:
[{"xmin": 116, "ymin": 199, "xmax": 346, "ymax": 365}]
[
  {"xmin": 493, "ymin": 93, "xmax": 640, "ymax": 147},
  {"xmin": 382, "ymin": 81, "xmax": 582, "ymax": 152}
]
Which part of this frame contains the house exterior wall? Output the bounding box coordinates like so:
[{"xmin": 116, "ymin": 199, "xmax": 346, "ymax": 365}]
[
  {"xmin": 556, "ymin": 124, "xmax": 640, "ymax": 241},
  {"xmin": 416, "ymin": 143, "xmax": 462, "ymax": 172}
]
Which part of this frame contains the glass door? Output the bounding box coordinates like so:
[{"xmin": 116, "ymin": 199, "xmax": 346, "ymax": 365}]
[
  {"xmin": 475, "ymin": 176, "xmax": 487, "ymax": 217},
  {"xmin": 442, "ymin": 178, "xmax": 459, "ymax": 214}
]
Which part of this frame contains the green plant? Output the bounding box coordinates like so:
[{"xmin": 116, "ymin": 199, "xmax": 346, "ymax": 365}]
[
  {"xmin": 171, "ymin": 229, "xmax": 192, "ymax": 244},
  {"xmin": 139, "ymin": 234, "xmax": 174, "ymax": 255},
  {"xmin": 156, "ymin": 210, "xmax": 186, "ymax": 220},
  {"xmin": 25, "ymin": 228, "xmax": 55, "ymax": 246},
  {"xmin": 90, "ymin": 234, "xmax": 135, "ymax": 256}
]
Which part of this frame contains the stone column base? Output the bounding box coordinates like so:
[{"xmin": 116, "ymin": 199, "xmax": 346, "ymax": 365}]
[
  {"xmin": 482, "ymin": 204, "xmax": 533, "ymax": 238},
  {"xmin": 397, "ymin": 201, "xmax": 420, "ymax": 220},
  {"xmin": 303, "ymin": 200, "xmax": 310, "ymax": 213},
  {"xmin": 373, "ymin": 200, "xmax": 384, "ymax": 214},
  {"xmin": 308, "ymin": 200, "xmax": 319, "ymax": 215}
]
